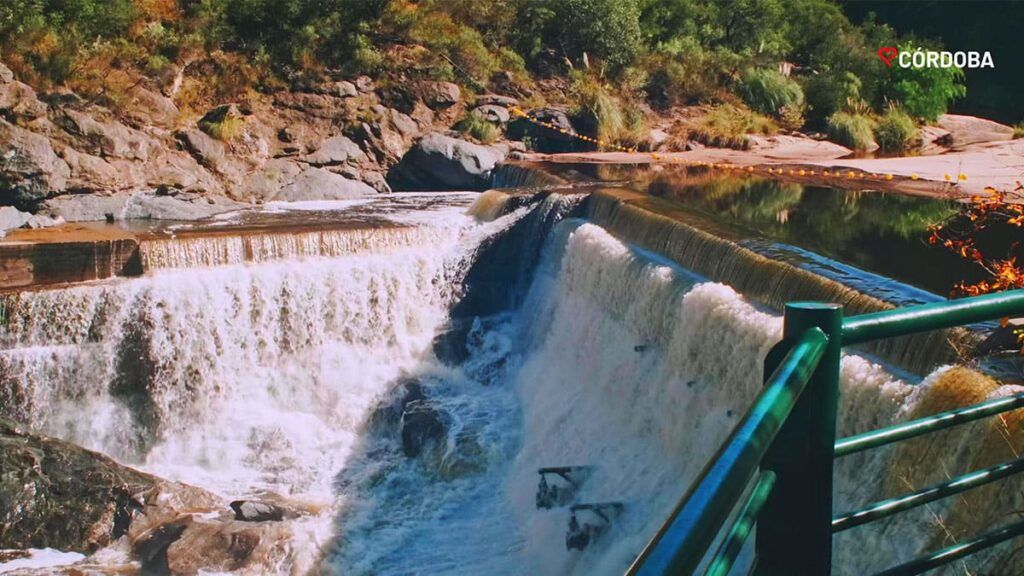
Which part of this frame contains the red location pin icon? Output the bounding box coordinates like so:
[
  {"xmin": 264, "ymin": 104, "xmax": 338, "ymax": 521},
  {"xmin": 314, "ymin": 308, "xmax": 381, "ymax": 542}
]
[{"xmin": 877, "ymin": 46, "xmax": 898, "ymax": 67}]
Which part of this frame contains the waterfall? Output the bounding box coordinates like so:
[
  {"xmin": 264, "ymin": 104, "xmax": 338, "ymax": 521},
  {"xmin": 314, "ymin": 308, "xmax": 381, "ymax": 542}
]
[
  {"xmin": 584, "ymin": 188, "xmax": 969, "ymax": 374},
  {"xmin": 501, "ymin": 221, "xmax": 1024, "ymax": 576},
  {"xmin": 0, "ymin": 201, "xmax": 529, "ymax": 499},
  {"xmin": 1, "ymin": 188, "xmax": 1020, "ymax": 576},
  {"xmin": 139, "ymin": 226, "xmax": 458, "ymax": 271},
  {"xmin": 490, "ymin": 163, "xmax": 569, "ymax": 189}
]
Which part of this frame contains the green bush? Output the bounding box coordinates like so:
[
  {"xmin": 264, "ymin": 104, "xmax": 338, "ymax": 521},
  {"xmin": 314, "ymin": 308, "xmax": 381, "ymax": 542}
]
[
  {"xmin": 640, "ymin": 39, "xmax": 739, "ymax": 108},
  {"xmin": 803, "ymin": 72, "xmax": 862, "ymax": 123},
  {"xmin": 826, "ymin": 112, "xmax": 876, "ymax": 151},
  {"xmin": 513, "ymin": 0, "xmax": 641, "ymax": 71},
  {"xmin": 738, "ymin": 68, "xmax": 804, "ymax": 118},
  {"xmin": 873, "ymin": 109, "xmax": 918, "ymax": 152},
  {"xmin": 454, "ymin": 114, "xmax": 500, "ymax": 144}
]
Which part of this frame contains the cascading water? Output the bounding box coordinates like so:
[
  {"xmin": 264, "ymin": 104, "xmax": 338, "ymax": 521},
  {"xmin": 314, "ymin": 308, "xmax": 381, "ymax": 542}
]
[{"xmin": 1, "ymin": 189, "xmax": 1022, "ymax": 575}]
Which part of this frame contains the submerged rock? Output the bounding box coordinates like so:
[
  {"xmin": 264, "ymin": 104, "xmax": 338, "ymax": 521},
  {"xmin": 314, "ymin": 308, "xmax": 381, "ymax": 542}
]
[
  {"xmin": 367, "ymin": 379, "xmax": 427, "ymax": 433},
  {"xmin": 401, "ymin": 399, "xmax": 448, "ymax": 458},
  {"xmin": 388, "ymin": 133, "xmax": 506, "ymax": 191},
  {"xmin": 432, "ymin": 318, "xmax": 476, "ymax": 366}
]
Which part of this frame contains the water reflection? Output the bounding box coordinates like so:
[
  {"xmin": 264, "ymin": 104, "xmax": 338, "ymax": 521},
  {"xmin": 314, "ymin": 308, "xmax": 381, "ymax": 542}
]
[{"xmin": 633, "ymin": 170, "xmax": 983, "ymax": 296}]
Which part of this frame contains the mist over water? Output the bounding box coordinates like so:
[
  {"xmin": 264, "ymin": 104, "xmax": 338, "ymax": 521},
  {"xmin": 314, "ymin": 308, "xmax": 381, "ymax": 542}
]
[{"xmin": 1, "ymin": 192, "xmax": 1022, "ymax": 575}]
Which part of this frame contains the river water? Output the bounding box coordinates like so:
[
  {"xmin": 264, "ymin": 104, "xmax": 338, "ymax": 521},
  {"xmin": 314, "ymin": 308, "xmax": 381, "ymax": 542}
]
[{"xmin": 0, "ymin": 182, "xmax": 1022, "ymax": 575}]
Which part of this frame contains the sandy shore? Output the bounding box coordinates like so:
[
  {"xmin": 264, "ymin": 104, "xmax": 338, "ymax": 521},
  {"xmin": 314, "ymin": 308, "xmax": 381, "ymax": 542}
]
[{"xmin": 522, "ymin": 136, "xmax": 1024, "ymax": 201}]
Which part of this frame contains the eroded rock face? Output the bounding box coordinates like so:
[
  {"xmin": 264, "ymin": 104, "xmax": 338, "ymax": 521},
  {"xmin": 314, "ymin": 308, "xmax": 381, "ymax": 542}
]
[
  {"xmin": 388, "ymin": 133, "xmax": 506, "ymax": 191},
  {"xmin": 0, "ymin": 64, "xmax": 47, "ymax": 122},
  {"xmin": 0, "ymin": 119, "xmax": 70, "ymax": 207},
  {"xmin": 1, "ymin": 418, "xmax": 323, "ymax": 574},
  {"xmin": 120, "ymin": 86, "xmax": 180, "ymax": 130},
  {"xmin": 56, "ymin": 109, "xmax": 152, "ymax": 161}
]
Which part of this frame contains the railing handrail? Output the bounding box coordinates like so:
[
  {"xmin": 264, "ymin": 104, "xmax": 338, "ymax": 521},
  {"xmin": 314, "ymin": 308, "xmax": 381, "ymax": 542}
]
[
  {"xmin": 628, "ymin": 287, "xmax": 1024, "ymax": 576},
  {"xmin": 841, "ymin": 289, "xmax": 1024, "ymax": 345},
  {"xmin": 626, "ymin": 327, "xmax": 828, "ymax": 576}
]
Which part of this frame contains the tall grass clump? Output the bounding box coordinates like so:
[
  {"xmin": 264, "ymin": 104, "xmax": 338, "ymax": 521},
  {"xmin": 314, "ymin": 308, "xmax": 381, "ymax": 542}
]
[
  {"xmin": 873, "ymin": 108, "xmax": 918, "ymax": 152},
  {"xmin": 826, "ymin": 111, "xmax": 876, "ymax": 151},
  {"xmin": 454, "ymin": 114, "xmax": 500, "ymax": 144},
  {"xmin": 690, "ymin": 104, "xmax": 777, "ymax": 150},
  {"xmin": 738, "ymin": 68, "xmax": 805, "ymax": 129},
  {"xmin": 569, "ymin": 73, "xmax": 646, "ymax": 148}
]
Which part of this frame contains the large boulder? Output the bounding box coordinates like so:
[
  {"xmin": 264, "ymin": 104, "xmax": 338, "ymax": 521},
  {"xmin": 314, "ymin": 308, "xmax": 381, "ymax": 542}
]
[
  {"xmin": 416, "ymin": 81, "xmax": 461, "ymax": 110},
  {"xmin": 937, "ymin": 114, "xmax": 1015, "ymax": 147},
  {"xmin": 506, "ymin": 107, "xmax": 579, "ymax": 153},
  {"xmin": 241, "ymin": 158, "xmax": 304, "ymax": 200},
  {"xmin": 388, "ymin": 133, "xmax": 507, "ymax": 191},
  {"xmin": 271, "ymin": 167, "xmax": 376, "ymax": 201},
  {"xmin": 0, "ymin": 417, "xmax": 158, "ymax": 552},
  {"xmin": 475, "ymin": 94, "xmax": 519, "ymax": 108},
  {"xmin": 176, "ymin": 128, "xmax": 228, "ymax": 172},
  {"xmin": 472, "ymin": 104, "xmax": 510, "ymax": 125},
  {"xmin": 148, "ymin": 149, "xmax": 225, "ymax": 195},
  {"xmin": 0, "ymin": 119, "xmax": 70, "ymax": 207},
  {"xmin": 317, "ymin": 80, "xmax": 358, "ymax": 98},
  {"xmin": 300, "ymin": 135, "xmax": 367, "ymax": 166}
]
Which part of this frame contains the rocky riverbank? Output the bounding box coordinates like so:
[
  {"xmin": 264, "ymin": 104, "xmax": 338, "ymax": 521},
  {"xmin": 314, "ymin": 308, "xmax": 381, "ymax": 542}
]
[
  {"xmin": 0, "ymin": 60, "xmax": 525, "ymax": 236},
  {"xmin": 0, "ymin": 418, "xmax": 328, "ymax": 573}
]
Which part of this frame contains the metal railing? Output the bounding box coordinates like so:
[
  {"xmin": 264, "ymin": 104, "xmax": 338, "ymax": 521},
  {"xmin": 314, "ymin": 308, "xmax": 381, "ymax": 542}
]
[{"xmin": 627, "ymin": 288, "xmax": 1024, "ymax": 576}]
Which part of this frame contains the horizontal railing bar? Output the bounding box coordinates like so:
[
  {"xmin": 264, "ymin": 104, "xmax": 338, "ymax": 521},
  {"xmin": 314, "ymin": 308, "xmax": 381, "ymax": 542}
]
[
  {"xmin": 874, "ymin": 517, "xmax": 1024, "ymax": 576},
  {"xmin": 834, "ymin": 391, "xmax": 1024, "ymax": 457},
  {"xmin": 704, "ymin": 471, "xmax": 776, "ymax": 576},
  {"xmin": 833, "ymin": 457, "xmax": 1024, "ymax": 533},
  {"xmin": 841, "ymin": 288, "xmax": 1024, "ymax": 346},
  {"xmin": 626, "ymin": 328, "xmax": 828, "ymax": 576}
]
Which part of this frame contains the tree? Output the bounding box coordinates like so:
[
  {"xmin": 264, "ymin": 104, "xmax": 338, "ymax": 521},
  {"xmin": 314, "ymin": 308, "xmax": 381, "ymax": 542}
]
[{"xmin": 880, "ymin": 43, "xmax": 966, "ymax": 121}]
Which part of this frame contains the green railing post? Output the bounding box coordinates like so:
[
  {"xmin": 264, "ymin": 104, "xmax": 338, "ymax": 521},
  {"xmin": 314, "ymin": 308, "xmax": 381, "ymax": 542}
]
[{"xmin": 755, "ymin": 302, "xmax": 842, "ymax": 576}]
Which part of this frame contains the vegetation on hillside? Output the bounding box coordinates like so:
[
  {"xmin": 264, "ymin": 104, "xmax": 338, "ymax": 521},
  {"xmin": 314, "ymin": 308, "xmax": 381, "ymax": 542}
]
[{"xmin": 0, "ymin": 0, "xmax": 970, "ymax": 147}]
